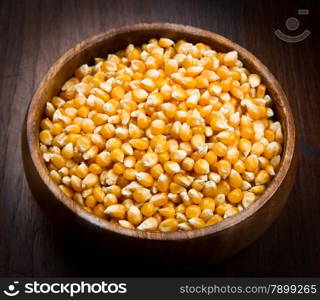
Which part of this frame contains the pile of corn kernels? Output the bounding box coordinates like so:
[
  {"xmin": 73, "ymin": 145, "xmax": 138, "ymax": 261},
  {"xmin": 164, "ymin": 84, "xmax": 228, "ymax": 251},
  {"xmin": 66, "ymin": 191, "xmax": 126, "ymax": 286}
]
[{"xmin": 39, "ymin": 38, "xmax": 283, "ymax": 232}]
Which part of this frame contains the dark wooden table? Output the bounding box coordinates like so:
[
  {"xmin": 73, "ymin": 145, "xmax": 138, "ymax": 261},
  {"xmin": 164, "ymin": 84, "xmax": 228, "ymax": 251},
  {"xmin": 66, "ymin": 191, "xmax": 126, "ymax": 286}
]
[{"xmin": 0, "ymin": 0, "xmax": 319, "ymax": 277}]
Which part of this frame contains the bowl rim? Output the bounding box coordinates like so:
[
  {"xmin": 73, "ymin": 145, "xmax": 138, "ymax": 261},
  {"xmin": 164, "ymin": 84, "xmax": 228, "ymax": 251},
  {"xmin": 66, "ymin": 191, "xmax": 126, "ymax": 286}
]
[{"xmin": 26, "ymin": 22, "xmax": 295, "ymax": 241}]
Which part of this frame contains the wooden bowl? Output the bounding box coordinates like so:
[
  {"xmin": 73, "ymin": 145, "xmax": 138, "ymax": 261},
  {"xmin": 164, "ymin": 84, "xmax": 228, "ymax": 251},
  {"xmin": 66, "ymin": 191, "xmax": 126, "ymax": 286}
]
[{"xmin": 22, "ymin": 23, "xmax": 296, "ymax": 265}]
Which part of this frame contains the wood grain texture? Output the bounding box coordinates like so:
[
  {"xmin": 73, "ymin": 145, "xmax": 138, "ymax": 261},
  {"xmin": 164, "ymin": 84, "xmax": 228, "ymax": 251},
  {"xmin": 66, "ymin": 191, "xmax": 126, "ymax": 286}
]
[{"xmin": 1, "ymin": 0, "xmax": 320, "ymax": 277}]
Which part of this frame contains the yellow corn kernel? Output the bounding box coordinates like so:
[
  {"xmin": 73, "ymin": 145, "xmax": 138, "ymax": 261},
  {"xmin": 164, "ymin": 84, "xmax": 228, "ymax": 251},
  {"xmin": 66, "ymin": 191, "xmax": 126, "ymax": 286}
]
[
  {"xmin": 159, "ymin": 218, "xmax": 178, "ymax": 232},
  {"xmin": 92, "ymin": 186, "xmax": 105, "ymax": 203},
  {"xmin": 90, "ymin": 134, "xmax": 105, "ymax": 149},
  {"xmin": 104, "ymin": 193, "xmax": 118, "ymax": 207},
  {"xmin": 127, "ymin": 48, "xmax": 140, "ymax": 61},
  {"xmin": 188, "ymin": 217, "xmax": 206, "ymax": 229},
  {"xmin": 104, "ymin": 204, "xmax": 126, "ymax": 218},
  {"xmin": 200, "ymin": 197, "xmax": 216, "ymax": 211},
  {"xmin": 224, "ymin": 147, "xmax": 238, "ymax": 164},
  {"xmin": 157, "ymin": 174, "xmax": 169, "ymax": 192},
  {"xmin": 39, "ymin": 130, "xmax": 53, "ymax": 145},
  {"xmin": 137, "ymin": 217, "xmax": 158, "ymax": 231},
  {"xmin": 133, "ymin": 187, "xmax": 151, "ymax": 203},
  {"xmin": 111, "ymin": 86, "xmax": 125, "ymax": 100},
  {"xmin": 203, "ymin": 151, "xmax": 217, "ymax": 167},
  {"xmin": 84, "ymin": 195, "xmax": 96, "ymax": 208},
  {"xmin": 187, "ymin": 189, "xmax": 202, "ymax": 204},
  {"xmin": 81, "ymin": 118, "xmax": 95, "ymax": 133},
  {"xmin": 100, "ymin": 123, "xmax": 115, "ymax": 139},
  {"xmin": 150, "ymin": 163, "xmax": 164, "ymax": 179},
  {"xmin": 164, "ymin": 161, "xmax": 181, "ymax": 174},
  {"xmin": 191, "ymin": 179, "xmax": 205, "ymax": 192},
  {"xmin": 179, "ymin": 123, "xmax": 192, "ymax": 141},
  {"xmin": 216, "ymin": 130, "xmax": 236, "ymax": 146},
  {"xmin": 70, "ymin": 175, "xmax": 82, "ymax": 192},
  {"xmin": 256, "ymin": 84, "xmax": 266, "ymax": 98},
  {"xmin": 216, "ymin": 180, "xmax": 231, "ymax": 195},
  {"xmin": 61, "ymin": 143, "xmax": 74, "ymax": 159},
  {"xmin": 95, "ymin": 151, "xmax": 111, "ymax": 167},
  {"xmin": 173, "ymin": 174, "xmax": 193, "ymax": 188},
  {"xmin": 123, "ymin": 168, "xmax": 137, "ymax": 181},
  {"xmin": 118, "ymin": 220, "xmax": 135, "ymax": 230},
  {"xmin": 224, "ymin": 206, "xmax": 239, "ymax": 218},
  {"xmin": 76, "ymin": 136, "xmax": 91, "ymax": 152},
  {"xmin": 159, "ymin": 38, "xmax": 174, "ymax": 48},
  {"xmin": 167, "ymin": 139, "xmax": 178, "ymax": 152},
  {"xmin": 251, "ymin": 142, "xmax": 265, "ymax": 155},
  {"xmin": 82, "ymin": 173, "xmax": 98, "ymax": 189},
  {"xmin": 233, "ymin": 160, "xmax": 245, "ymax": 174},
  {"xmin": 122, "ymin": 155, "xmax": 135, "ymax": 168},
  {"xmin": 161, "ymin": 102, "xmax": 176, "ymax": 120},
  {"xmin": 190, "ymin": 134, "xmax": 205, "ymax": 150},
  {"xmin": 206, "ymin": 214, "xmax": 223, "ymax": 226},
  {"xmin": 51, "ymin": 122, "xmax": 63, "ymax": 136},
  {"xmin": 181, "ymin": 157, "xmax": 194, "ymax": 171},
  {"xmin": 105, "ymin": 137, "xmax": 121, "ymax": 151},
  {"xmin": 150, "ymin": 193, "xmax": 168, "ymax": 206},
  {"xmin": 92, "ymin": 203, "xmax": 105, "ymax": 218},
  {"xmin": 202, "ymin": 181, "xmax": 217, "ymax": 197},
  {"xmin": 177, "ymin": 222, "xmax": 192, "ymax": 231},
  {"xmin": 75, "ymin": 162, "xmax": 88, "ymax": 179},
  {"xmin": 238, "ymin": 138, "xmax": 252, "ymax": 156},
  {"xmin": 215, "ymin": 159, "xmax": 231, "ymax": 179},
  {"xmin": 248, "ymin": 74, "xmax": 261, "ymax": 88},
  {"xmin": 179, "ymin": 141, "xmax": 193, "ymax": 155},
  {"xmin": 158, "ymin": 207, "xmax": 175, "ymax": 219},
  {"xmin": 227, "ymin": 188, "xmax": 243, "ymax": 204},
  {"xmin": 132, "ymin": 88, "xmax": 148, "ymax": 103},
  {"xmin": 245, "ymin": 155, "xmax": 259, "ymax": 172},
  {"xmin": 185, "ymin": 205, "xmax": 201, "ymax": 218},
  {"xmin": 134, "ymin": 160, "xmax": 147, "ymax": 172},
  {"xmin": 249, "ymin": 185, "xmax": 266, "ymax": 194},
  {"xmin": 264, "ymin": 141, "xmax": 281, "ymax": 159},
  {"xmin": 110, "ymin": 148, "xmax": 124, "ymax": 162},
  {"xmin": 215, "ymin": 203, "xmax": 233, "ymax": 216},
  {"xmin": 83, "ymin": 145, "xmax": 99, "ymax": 160},
  {"xmin": 255, "ymin": 170, "xmax": 271, "ymax": 185},
  {"xmin": 127, "ymin": 205, "xmax": 143, "ymax": 225},
  {"xmin": 229, "ymin": 169, "xmax": 243, "ymax": 188},
  {"xmin": 270, "ymin": 155, "xmax": 281, "ymax": 169},
  {"xmin": 51, "ymin": 154, "xmax": 66, "ymax": 169},
  {"xmin": 263, "ymin": 129, "xmax": 274, "ymax": 144},
  {"xmin": 147, "ymin": 92, "xmax": 164, "ymax": 106},
  {"xmin": 212, "ymin": 142, "xmax": 227, "ymax": 157},
  {"xmin": 136, "ymin": 172, "xmax": 154, "ymax": 187},
  {"xmin": 170, "ymin": 150, "xmax": 187, "ymax": 163},
  {"xmin": 200, "ymin": 208, "xmax": 215, "ymax": 221},
  {"xmin": 172, "ymin": 84, "xmax": 188, "ymax": 101},
  {"xmin": 50, "ymin": 170, "xmax": 61, "ymax": 184},
  {"xmin": 129, "ymin": 138, "xmax": 149, "ymax": 150},
  {"xmin": 112, "ymin": 162, "xmax": 125, "ymax": 175},
  {"xmin": 141, "ymin": 202, "xmax": 156, "ymax": 217},
  {"xmin": 242, "ymin": 191, "xmax": 256, "ymax": 208},
  {"xmin": 194, "ymin": 159, "xmax": 210, "ymax": 174},
  {"xmin": 115, "ymin": 127, "xmax": 129, "ymax": 140},
  {"xmin": 89, "ymin": 163, "xmax": 103, "ymax": 175},
  {"xmin": 141, "ymin": 152, "xmax": 158, "ymax": 168}
]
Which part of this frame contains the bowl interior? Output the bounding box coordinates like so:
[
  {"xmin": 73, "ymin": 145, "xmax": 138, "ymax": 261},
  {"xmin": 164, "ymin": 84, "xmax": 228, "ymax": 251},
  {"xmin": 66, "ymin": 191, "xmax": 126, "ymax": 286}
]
[{"xmin": 27, "ymin": 23, "xmax": 295, "ymax": 240}]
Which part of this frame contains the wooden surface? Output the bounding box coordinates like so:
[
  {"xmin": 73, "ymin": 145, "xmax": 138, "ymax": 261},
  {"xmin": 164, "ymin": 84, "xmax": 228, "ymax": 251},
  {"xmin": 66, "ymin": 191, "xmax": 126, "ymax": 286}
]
[{"xmin": 0, "ymin": 0, "xmax": 319, "ymax": 277}]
